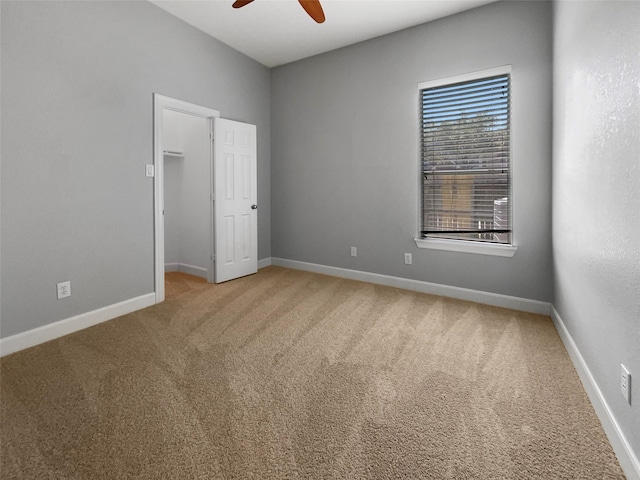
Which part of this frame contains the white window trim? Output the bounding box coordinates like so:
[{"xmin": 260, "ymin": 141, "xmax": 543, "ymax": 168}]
[
  {"xmin": 414, "ymin": 237, "xmax": 517, "ymax": 257},
  {"xmin": 418, "ymin": 65, "xmax": 512, "ymax": 90},
  {"xmin": 417, "ymin": 65, "xmax": 515, "ymax": 257}
]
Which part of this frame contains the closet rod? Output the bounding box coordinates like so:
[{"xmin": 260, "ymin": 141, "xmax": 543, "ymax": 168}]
[{"xmin": 163, "ymin": 150, "xmax": 184, "ymax": 158}]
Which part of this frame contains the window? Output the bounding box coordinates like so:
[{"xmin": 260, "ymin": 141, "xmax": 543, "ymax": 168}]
[{"xmin": 417, "ymin": 66, "xmax": 514, "ymax": 255}]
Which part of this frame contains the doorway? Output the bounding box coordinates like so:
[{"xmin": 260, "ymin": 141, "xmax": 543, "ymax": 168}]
[
  {"xmin": 153, "ymin": 95, "xmax": 219, "ymax": 303},
  {"xmin": 153, "ymin": 95, "xmax": 258, "ymax": 304},
  {"xmin": 163, "ymin": 109, "xmax": 211, "ymax": 280}
]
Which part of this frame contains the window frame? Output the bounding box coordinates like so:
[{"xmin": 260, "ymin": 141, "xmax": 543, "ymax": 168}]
[{"xmin": 414, "ymin": 65, "xmax": 516, "ymax": 257}]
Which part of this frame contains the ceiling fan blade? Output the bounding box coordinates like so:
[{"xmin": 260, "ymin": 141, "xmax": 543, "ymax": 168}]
[
  {"xmin": 298, "ymin": 0, "xmax": 325, "ymax": 23},
  {"xmin": 232, "ymin": 0, "xmax": 255, "ymax": 9}
]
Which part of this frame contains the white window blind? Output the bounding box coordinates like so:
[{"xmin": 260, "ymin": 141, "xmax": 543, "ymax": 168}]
[{"xmin": 420, "ymin": 70, "xmax": 512, "ymax": 244}]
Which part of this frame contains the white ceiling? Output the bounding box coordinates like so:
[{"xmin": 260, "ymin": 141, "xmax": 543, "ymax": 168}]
[{"xmin": 149, "ymin": 0, "xmax": 498, "ymax": 67}]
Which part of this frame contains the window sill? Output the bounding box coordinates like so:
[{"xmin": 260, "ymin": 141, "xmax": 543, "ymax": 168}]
[{"xmin": 414, "ymin": 237, "xmax": 517, "ymax": 257}]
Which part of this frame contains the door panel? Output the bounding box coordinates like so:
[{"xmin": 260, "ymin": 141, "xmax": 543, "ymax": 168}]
[{"xmin": 214, "ymin": 118, "xmax": 258, "ymax": 283}]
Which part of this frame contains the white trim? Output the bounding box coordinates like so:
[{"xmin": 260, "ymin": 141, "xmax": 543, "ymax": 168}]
[
  {"xmin": 178, "ymin": 264, "xmax": 207, "ymax": 279},
  {"xmin": 165, "ymin": 263, "xmax": 208, "ymax": 279},
  {"xmin": 414, "ymin": 237, "xmax": 517, "ymax": 257},
  {"xmin": 207, "ymin": 118, "xmax": 216, "ymax": 285},
  {"xmin": 551, "ymin": 306, "xmax": 640, "ymax": 480},
  {"xmin": 271, "ymin": 258, "xmax": 549, "ymax": 315},
  {"xmin": 418, "ymin": 64, "xmax": 512, "ymax": 90},
  {"xmin": 258, "ymin": 257, "xmax": 272, "ymax": 269},
  {"xmin": 0, "ymin": 293, "xmax": 156, "ymax": 357},
  {"xmin": 153, "ymin": 94, "xmax": 220, "ymax": 304}
]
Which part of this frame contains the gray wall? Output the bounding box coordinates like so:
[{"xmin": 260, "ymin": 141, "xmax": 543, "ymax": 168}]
[
  {"xmin": 1, "ymin": 0, "xmax": 638, "ymax": 467},
  {"xmin": 163, "ymin": 109, "xmax": 211, "ymax": 277},
  {"xmin": 553, "ymin": 0, "xmax": 640, "ymax": 461},
  {"xmin": 271, "ymin": 1, "xmax": 553, "ymax": 301},
  {"xmin": 0, "ymin": 0, "xmax": 271, "ymax": 338}
]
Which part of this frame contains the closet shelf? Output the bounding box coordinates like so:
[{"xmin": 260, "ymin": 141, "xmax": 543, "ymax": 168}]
[{"xmin": 163, "ymin": 150, "xmax": 184, "ymax": 158}]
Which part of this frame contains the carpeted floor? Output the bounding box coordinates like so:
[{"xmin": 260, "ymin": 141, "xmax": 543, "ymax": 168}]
[{"xmin": 0, "ymin": 267, "xmax": 625, "ymax": 479}]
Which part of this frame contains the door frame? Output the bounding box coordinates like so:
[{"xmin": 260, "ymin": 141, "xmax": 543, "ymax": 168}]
[{"xmin": 153, "ymin": 94, "xmax": 220, "ymax": 303}]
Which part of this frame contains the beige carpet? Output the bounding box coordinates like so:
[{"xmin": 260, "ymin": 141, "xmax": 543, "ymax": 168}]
[{"xmin": 1, "ymin": 267, "xmax": 625, "ymax": 479}]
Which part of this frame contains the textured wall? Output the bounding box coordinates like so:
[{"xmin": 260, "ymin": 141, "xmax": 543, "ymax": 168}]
[
  {"xmin": 553, "ymin": 0, "xmax": 640, "ymax": 466},
  {"xmin": 0, "ymin": 0, "xmax": 271, "ymax": 338},
  {"xmin": 271, "ymin": 1, "xmax": 553, "ymax": 301}
]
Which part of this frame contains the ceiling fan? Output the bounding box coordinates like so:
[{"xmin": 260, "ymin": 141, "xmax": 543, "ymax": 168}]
[{"xmin": 232, "ymin": 0, "xmax": 326, "ymax": 24}]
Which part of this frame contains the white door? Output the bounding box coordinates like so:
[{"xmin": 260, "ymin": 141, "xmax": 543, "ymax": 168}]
[{"xmin": 214, "ymin": 118, "xmax": 258, "ymax": 283}]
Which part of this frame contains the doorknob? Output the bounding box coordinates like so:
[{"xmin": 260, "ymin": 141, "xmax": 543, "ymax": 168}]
[{"xmin": 251, "ymin": 204, "xmax": 258, "ymax": 210}]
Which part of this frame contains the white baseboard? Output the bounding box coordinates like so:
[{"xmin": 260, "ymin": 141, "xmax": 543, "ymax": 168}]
[
  {"xmin": 164, "ymin": 263, "xmax": 179, "ymax": 272},
  {"xmin": 165, "ymin": 263, "xmax": 207, "ymax": 279},
  {"xmin": 258, "ymin": 257, "xmax": 272, "ymax": 269},
  {"xmin": 178, "ymin": 263, "xmax": 207, "ymax": 279},
  {"xmin": 0, "ymin": 293, "xmax": 156, "ymax": 357},
  {"xmin": 270, "ymin": 258, "xmax": 550, "ymax": 315},
  {"xmin": 551, "ymin": 306, "xmax": 640, "ymax": 480}
]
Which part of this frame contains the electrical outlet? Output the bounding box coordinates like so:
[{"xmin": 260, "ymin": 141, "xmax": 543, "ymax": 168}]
[
  {"xmin": 404, "ymin": 253, "xmax": 412, "ymax": 265},
  {"xmin": 621, "ymin": 364, "xmax": 631, "ymax": 405},
  {"xmin": 57, "ymin": 281, "xmax": 71, "ymax": 299},
  {"xmin": 350, "ymin": 247, "xmax": 357, "ymax": 257}
]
